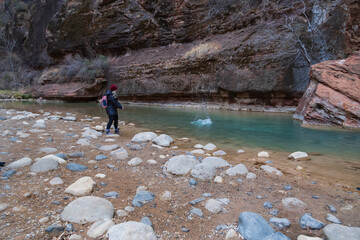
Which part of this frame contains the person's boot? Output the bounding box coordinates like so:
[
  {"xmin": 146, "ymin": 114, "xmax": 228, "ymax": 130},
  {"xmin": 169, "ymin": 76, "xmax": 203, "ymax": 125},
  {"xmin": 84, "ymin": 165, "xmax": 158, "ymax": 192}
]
[
  {"xmin": 115, "ymin": 128, "xmax": 121, "ymax": 134},
  {"xmin": 106, "ymin": 129, "xmax": 111, "ymax": 135}
]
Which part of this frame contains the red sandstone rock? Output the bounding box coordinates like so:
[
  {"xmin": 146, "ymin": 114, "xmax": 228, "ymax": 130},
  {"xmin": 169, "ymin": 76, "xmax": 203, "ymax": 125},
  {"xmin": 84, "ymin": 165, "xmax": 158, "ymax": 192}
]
[{"xmin": 294, "ymin": 52, "xmax": 360, "ymax": 128}]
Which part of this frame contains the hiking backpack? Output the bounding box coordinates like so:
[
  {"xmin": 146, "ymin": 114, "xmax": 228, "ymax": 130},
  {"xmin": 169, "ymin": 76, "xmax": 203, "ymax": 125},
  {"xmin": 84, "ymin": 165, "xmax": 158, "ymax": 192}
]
[{"xmin": 100, "ymin": 95, "xmax": 107, "ymax": 108}]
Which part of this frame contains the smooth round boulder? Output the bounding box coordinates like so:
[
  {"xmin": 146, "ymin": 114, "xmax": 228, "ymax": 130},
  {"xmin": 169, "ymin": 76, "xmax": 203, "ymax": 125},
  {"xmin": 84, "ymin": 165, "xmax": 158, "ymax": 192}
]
[
  {"xmin": 163, "ymin": 155, "xmax": 198, "ymax": 175},
  {"xmin": 190, "ymin": 163, "xmax": 216, "ymax": 181},
  {"xmin": 205, "ymin": 199, "xmax": 223, "ymax": 213},
  {"xmin": 87, "ymin": 219, "xmax": 115, "ymax": 238},
  {"xmin": 226, "ymin": 164, "xmax": 248, "ymax": 176},
  {"xmin": 61, "ymin": 196, "xmax": 114, "ymax": 223},
  {"xmin": 110, "ymin": 148, "xmax": 128, "ymax": 160},
  {"xmin": 258, "ymin": 151, "xmax": 270, "ymax": 158},
  {"xmin": 152, "ymin": 134, "xmax": 173, "ymax": 147},
  {"xmin": 107, "ymin": 221, "xmax": 157, "ymax": 240},
  {"xmin": 212, "ymin": 150, "xmax": 226, "ymax": 156},
  {"xmin": 131, "ymin": 132, "xmax": 158, "ymax": 143}
]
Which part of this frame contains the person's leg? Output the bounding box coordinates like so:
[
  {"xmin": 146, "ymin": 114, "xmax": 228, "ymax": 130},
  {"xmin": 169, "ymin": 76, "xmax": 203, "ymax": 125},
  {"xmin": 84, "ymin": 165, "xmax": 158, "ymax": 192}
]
[
  {"xmin": 114, "ymin": 115, "xmax": 120, "ymax": 134},
  {"xmin": 106, "ymin": 115, "xmax": 115, "ymax": 134}
]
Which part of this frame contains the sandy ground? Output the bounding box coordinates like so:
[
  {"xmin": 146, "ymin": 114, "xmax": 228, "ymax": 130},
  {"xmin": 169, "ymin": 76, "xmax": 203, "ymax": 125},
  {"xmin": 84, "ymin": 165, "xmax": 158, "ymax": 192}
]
[{"xmin": 0, "ymin": 106, "xmax": 359, "ymax": 240}]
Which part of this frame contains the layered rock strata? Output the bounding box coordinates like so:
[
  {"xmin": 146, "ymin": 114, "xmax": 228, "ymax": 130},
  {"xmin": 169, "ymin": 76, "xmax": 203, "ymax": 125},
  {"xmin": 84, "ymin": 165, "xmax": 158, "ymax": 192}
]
[{"xmin": 294, "ymin": 52, "xmax": 360, "ymax": 128}]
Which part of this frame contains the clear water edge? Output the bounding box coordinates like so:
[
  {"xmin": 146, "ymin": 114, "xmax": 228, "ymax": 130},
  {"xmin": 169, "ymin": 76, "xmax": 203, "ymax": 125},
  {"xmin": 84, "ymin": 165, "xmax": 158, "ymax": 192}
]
[{"xmin": 1, "ymin": 101, "xmax": 360, "ymax": 162}]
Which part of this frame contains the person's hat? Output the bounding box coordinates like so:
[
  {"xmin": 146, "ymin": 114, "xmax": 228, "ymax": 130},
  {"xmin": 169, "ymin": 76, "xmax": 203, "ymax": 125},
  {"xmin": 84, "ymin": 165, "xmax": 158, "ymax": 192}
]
[{"xmin": 110, "ymin": 84, "xmax": 117, "ymax": 91}]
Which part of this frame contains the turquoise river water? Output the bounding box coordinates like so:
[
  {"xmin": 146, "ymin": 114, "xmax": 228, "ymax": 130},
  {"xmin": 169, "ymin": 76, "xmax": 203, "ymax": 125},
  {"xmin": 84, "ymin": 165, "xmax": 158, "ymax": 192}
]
[{"xmin": 2, "ymin": 101, "xmax": 360, "ymax": 162}]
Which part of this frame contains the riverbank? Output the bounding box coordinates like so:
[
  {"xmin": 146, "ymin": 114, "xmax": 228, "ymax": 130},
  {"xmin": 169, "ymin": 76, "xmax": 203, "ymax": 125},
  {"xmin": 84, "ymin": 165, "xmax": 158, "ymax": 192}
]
[{"xmin": 0, "ymin": 106, "xmax": 359, "ymax": 239}]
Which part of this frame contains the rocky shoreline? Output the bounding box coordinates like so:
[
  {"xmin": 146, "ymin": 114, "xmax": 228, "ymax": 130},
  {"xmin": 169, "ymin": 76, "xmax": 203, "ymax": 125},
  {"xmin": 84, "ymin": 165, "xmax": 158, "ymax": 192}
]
[{"xmin": 0, "ymin": 106, "xmax": 359, "ymax": 239}]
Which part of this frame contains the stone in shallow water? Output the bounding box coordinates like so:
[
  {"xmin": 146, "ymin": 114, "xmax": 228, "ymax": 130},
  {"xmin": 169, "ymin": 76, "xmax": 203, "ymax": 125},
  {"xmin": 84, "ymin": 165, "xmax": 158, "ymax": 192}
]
[
  {"xmin": 299, "ymin": 213, "xmax": 325, "ymax": 229},
  {"xmin": 61, "ymin": 196, "xmax": 114, "ymax": 223},
  {"xmin": 66, "ymin": 163, "xmax": 88, "ymax": 172},
  {"xmin": 323, "ymin": 224, "xmax": 360, "ymax": 240},
  {"xmin": 132, "ymin": 191, "xmax": 155, "ymax": 207},
  {"xmin": 107, "ymin": 221, "xmax": 157, "ymax": 240}
]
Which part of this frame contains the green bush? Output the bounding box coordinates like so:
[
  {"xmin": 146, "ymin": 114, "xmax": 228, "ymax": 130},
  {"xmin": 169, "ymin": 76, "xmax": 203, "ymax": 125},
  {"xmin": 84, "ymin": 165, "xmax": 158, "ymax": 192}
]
[{"xmin": 21, "ymin": 94, "xmax": 31, "ymax": 99}]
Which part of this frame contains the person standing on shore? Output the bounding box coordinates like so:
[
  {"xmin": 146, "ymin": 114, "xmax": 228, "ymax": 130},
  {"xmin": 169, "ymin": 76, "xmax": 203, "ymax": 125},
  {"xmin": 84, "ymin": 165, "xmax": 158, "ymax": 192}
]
[{"xmin": 105, "ymin": 84, "xmax": 124, "ymax": 134}]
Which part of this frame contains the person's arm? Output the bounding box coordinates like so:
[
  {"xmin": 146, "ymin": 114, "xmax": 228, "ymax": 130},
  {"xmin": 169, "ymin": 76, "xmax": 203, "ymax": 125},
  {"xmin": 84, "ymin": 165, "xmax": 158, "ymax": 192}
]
[{"xmin": 116, "ymin": 101, "xmax": 123, "ymax": 109}]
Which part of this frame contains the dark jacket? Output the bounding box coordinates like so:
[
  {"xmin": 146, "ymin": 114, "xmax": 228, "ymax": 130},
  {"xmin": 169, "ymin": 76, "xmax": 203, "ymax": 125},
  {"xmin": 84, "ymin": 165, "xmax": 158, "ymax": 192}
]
[{"xmin": 105, "ymin": 89, "xmax": 123, "ymax": 116}]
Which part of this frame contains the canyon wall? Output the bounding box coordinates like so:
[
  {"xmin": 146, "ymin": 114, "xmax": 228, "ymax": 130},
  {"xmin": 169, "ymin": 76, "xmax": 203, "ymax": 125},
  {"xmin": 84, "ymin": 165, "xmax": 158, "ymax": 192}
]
[{"xmin": 1, "ymin": 0, "xmax": 359, "ymax": 106}]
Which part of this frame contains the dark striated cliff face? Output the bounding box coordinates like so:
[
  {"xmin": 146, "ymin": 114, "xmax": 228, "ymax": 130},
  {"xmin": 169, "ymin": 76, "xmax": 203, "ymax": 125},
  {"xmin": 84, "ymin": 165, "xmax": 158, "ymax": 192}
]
[{"xmin": 1, "ymin": 0, "xmax": 359, "ymax": 106}]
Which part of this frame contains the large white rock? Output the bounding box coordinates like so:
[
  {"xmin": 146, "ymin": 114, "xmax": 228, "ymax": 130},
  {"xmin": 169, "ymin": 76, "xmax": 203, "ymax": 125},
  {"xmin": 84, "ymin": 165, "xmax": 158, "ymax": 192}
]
[
  {"xmin": 30, "ymin": 158, "xmax": 58, "ymax": 173},
  {"xmin": 65, "ymin": 177, "xmax": 96, "ymax": 196},
  {"xmin": 99, "ymin": 145, "xmax": 120, "ymax": 151},
  {"xmin": 323, "ymin": 224, "xmax": 360, "ymax": 240},
  {"xmin": 11, "ymin": 115, "xmax": 29, "ymax": 120},
  {"xmin": 152, "ymin": 134, "xmax": 173, "ymax": 147},
  {"xmin": 50, "ymin": 177, "xmax": 64, "ymax": 185},
  {"xmin": 190, "ymin": 163, "xmax": 216, "ymax": 181},
  {"xmin": 202, "ymin": 157, "xmax": 230, "ymax": 169},
  {"xmin": 203, "ymin": 143, "xmax": 216, "ymax": 151},
  {"xmin": 107, "ymin": 221, "xmax": 157, "ymax": 240},
  {"xmin": 6, "ymin": 157, "xmax": 32, "ymax": 170},
  {"xmin": 282, "ymin": 197, "xmax": 307, "ymax": 211},
  {"xmin": 87, "ymin": 218, "xmax": 115, "ymax": 238},
  {"xmin": 82, "ymin": 129, "xmax": 102, "ymax": 139},
  {"xmin": 260, "ymin": 165, "xmax": 283, "ymax": 176},
  {"xmin": 288, "ymin": 151, "xmax": 310, "ymax": 161},
  {"xmin": 110, "ymin": 148, "xmax": 129, "ymax": 160},
  {"xmin": 131, "ymin": 132, "xmax": 158, "ymax": 143},
  {"xmin": 258, "ymin": 151, "xmax": 270, "ymax": 158},
  {"xmin": 205, "ymin": 199, "xmax": 223, "ymax": 213},
  {"xmin": 163, "ymin": 155, "xmax": 198, "ymax": 175},
  {"xmin": 61, "ymin": 196, "xmax": 114, "ymax": 223},
  {"xmin": 226, "ymin": 164, "xmax": 248, "ymax": 176},
  {"xmin": 127, "ymin": 157, "xmax": 143, "ymax": 166}
]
